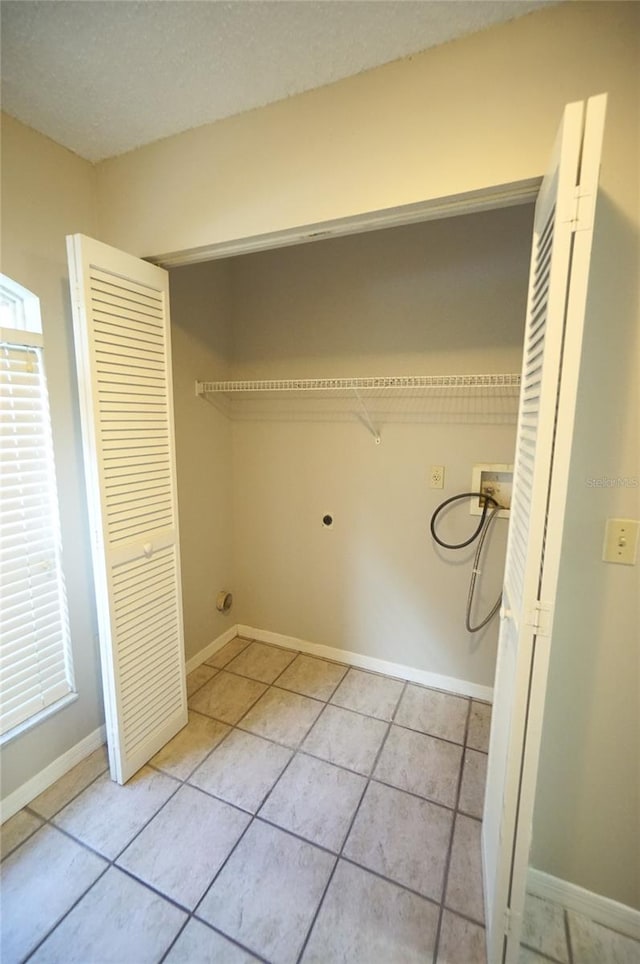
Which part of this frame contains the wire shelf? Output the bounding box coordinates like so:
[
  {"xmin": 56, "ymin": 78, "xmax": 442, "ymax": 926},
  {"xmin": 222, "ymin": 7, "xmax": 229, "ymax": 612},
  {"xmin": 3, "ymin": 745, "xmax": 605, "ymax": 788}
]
[
  {"xmin": 196, "ymin": 374, "xmax": 521, "ymax": 395},
  {"xmin": 195, "ymin": 374, "xmax": 522, "ymax": 441}
]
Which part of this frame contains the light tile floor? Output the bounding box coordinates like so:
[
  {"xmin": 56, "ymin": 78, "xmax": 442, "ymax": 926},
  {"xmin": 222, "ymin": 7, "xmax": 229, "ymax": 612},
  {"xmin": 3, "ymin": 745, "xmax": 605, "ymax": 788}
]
[
  {"xmin": 519, "ymin": 893, "xmax": 640, "ymax": 964},
  {"xmin": 2, "ymin": 636, "xmax": 635, "ymax": 963}
]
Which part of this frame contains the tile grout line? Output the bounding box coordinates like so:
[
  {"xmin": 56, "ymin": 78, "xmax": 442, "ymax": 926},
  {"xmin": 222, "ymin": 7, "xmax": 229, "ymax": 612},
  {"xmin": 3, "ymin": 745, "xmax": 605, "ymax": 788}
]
[
  {"xmin": 431, "ymin": 695, "xmax": 474, "ymax": 964},
  {"xmin": 22, "ymin": 768, "xmax": 188, "ymax": 961},
  {"xmin": 171, "ymin": 668, "xmax": 403, "ymax": 815},
  {"xmin": 166, "ymin": 916, "xmax": 272, "ymax": 964},
  {"xmin": 197, "ymin": 717, "xmax": 476, "ymax": 819},
  {"xmin": 564, "ymin": 907, "xmax": 574, "ymax": 964},
  {"xmin": 293, "ymin": 853, "xmax": 340, "ymax": 964},
  {"xmin": 23, "ymin": 859, "xmax": 113, "ymax": 962},
  {"xmin": 153, "ymin": 754, "xmax": 269, "ymax": 964},
  {"xmin": 338, "ymin": 853, "xmax": 443, "ymax": 910},
  {"xmin": 185, "ymin": 662, "xmax": 482, "ymax": 959},
  {"xmin": 192, "ymin": 660, "xmax": 481, "ymax": 738},
  {"xmin": 1, "ymin": 815, "xmax": 44, "ymax": 863},
  {"xmin": 23, "ymin": 756, "xmax": 110, "ymax": 825},
  {"xmin": 293, "ymin": 678, "xmax": 407, "ymax": 964},
  {"xmin": 177, "ymin": 726, "xmax": 483, "ymax": 822},
  {"xmin": 185, "ymin": 673, "xmax": 218, "ymax": 700},
  {"xmin": 20, "ymin": 644, "xmax": 573, "ymax": 964},
  {"xmin": 31, "ymin": 709, "xmax": 438, "ymax": 963},
  {"xmin": 189, "ymin": 672, "xmax": 476, "ymax": 761},
  {"xmin": 250, "ymin": 743, "xmax": 302, "ymax": 815},
  {"xmin": 21, "ymin": 779, "xmax": 178, "ymax": 962},
  {"xmin": 203, "ymin": 635, "xmax": 254, "ymax": 671},
  {"xmin": 9, "ymin": 640, "xmax": 486, "ymax": 964},
  {"xmin": 189, "ymin": 652, "xmax": 373, "ymax": 800},
  {"xmin": 161, "ymin": 654, "xmax": 343, "ymax": 964},
  {"xmin": 182, "ymin": 712, "xmax": 467, "ymax": 815},
  {"xmin": 157, "ymin": 918, "xmax": 193, "ymax": 964},
  {"xmin": 148, "ymin": 721, "xmax": 237, "ymax": 785},
  {"xmin": 156, "ymin": 820, "xmax": 270, "ymax": 964},
  {"xmin": 228, "ymin": 643, "xmax": 300, "ymax": 689},
  {"xmin": 204, "ymin": 657, "xmax": 367, "ymax": 963},
  {"xmin": 7, "ymin": 770, "xmax": 120, "ymax": 960},
  {"xmin": 520, "ymin": 942, "xmax": 570, "ymax": 964}
]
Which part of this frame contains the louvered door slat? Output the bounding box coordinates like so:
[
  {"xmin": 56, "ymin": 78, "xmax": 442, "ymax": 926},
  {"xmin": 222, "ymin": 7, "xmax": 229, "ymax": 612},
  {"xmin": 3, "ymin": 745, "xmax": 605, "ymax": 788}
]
[
  {"xmin": 96, "ymin": 360, "xmax": 166, "ymax": 379},
  {"xmin": 120, "ymin": 628, "xmax": 181, "ymax": 674},
  {"xmin": 106, "ymin": 485, "xmax": 172, "ymax": 510},
  {"xmin": 125, "ymin": 697, "xmax": 183, "ymax": 758},
  {"xmin": 94, "ymin": 325, "xmax": 165, "ymax": 349},
  {"xmin": 93, "ymin": 304, "xmax": 164, "ymax": 328},
  {"xmin": 101, "ymin": 401, "xmax": 167, "ymax": 414},
  {"xmin": 95, "ymin": 348, "xmax": 166, "ymax": 367},
  {"xmin": 93, "ymin": 310, "xmax": 164, "ymax": 332},
  {"xmin": 68, "ymin": 234, "xmax": 187, "ymax": 785},
  {"xmin": 89, "ymin": 268, "xmax": 163, "ymax": 301}
]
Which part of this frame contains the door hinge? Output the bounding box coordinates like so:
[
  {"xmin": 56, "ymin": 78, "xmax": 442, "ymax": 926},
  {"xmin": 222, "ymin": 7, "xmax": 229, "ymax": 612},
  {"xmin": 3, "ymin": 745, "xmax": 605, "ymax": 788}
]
[
  {"xmin": 525, "ymin": 599, "xmax": 553, "ymax": 637},
  {"xmin": 504, "ymin": 906, "xmax": 523, "ymax": 943},
  {"xmin": 570, "ymin": 184, "xmax": 595, "ymax": 232}
]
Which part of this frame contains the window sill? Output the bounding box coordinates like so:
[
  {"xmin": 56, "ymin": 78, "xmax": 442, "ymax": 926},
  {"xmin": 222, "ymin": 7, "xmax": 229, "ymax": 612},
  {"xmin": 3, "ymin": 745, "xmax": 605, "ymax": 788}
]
[{"xmin": 0, "ymin": 691, "xmax": 79, "ymax": 748}]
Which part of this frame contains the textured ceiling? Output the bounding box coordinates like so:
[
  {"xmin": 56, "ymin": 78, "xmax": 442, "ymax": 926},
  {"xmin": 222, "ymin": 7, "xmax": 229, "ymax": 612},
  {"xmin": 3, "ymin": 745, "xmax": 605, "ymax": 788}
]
[{"xmin": 1, "ymin": 0, "xmax": 553, "ymax": 162}]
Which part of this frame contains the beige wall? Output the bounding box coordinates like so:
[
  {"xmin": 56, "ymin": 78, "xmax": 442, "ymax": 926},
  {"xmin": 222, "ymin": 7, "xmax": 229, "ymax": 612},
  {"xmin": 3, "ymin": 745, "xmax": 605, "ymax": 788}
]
[
  {"xmin": 0, "ymin": 114, "xmax": 103, "ymax": 796},
  {"xmin": 168, "ymin": 261, "xmax": 234, "ymax": 661},
  {"xmin": 228, "ymin": 212, "xmax": 529, "ymax": 380},
  {"xmin": 223, "ymin": 209, "xmax": 530, "ymax": 687},
  {"xmin": 96, "ymin": 3, "xmax": 633, "ymax": 262}
]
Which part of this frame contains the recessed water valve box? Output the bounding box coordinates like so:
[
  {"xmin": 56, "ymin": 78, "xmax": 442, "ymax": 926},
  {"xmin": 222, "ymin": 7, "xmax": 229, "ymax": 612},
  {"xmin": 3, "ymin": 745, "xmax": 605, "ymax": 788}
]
[{"xmin": 470, "ymin": 464, "xmax": 513, "ymax": 518}]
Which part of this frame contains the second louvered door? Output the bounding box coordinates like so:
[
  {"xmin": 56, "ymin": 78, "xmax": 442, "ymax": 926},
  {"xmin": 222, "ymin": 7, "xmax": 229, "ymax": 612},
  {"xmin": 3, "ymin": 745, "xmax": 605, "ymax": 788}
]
[
  {"xmin": 482, "ymin": 94, "xmax": 606, "ymax": 963},
  {"xmin": 67, "ymin": 234, "xmax": 186, "ymax": 784}
]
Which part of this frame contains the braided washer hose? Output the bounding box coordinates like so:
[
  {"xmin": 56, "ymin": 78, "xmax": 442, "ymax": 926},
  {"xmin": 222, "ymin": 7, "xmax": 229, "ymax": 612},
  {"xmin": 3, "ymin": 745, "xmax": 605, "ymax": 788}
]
[{"xmin": 430, "ymin": 492, "xmax": 502, "ymax": 633}]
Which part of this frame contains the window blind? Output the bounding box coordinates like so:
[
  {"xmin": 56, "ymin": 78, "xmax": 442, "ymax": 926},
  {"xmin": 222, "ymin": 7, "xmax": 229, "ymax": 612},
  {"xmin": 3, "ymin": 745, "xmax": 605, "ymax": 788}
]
[{"xmin": 0, "ymin": 341, "xmax": 75, "ymax": 737}]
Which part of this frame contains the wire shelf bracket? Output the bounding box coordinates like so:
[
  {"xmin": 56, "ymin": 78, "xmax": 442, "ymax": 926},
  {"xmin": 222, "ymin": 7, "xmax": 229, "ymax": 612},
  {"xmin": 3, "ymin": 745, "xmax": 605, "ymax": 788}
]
[{"xmin": 353, "ymin": 387, "xmax": 381, "ymax": 444}]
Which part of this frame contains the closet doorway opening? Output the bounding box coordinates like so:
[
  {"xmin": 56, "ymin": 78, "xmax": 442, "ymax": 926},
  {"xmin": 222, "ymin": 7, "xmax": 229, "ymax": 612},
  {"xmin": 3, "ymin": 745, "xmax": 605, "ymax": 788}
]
[{"xmin": 166, "ymin": 189, "xmax": 537, "ymax": 697}]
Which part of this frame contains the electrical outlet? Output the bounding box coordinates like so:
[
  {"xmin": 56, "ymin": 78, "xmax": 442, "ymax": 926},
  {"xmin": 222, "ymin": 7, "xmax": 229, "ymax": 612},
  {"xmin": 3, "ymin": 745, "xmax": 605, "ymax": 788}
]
[{"xmin": 430, "ymin": 465, "xmax": 445, "ymax": 489}]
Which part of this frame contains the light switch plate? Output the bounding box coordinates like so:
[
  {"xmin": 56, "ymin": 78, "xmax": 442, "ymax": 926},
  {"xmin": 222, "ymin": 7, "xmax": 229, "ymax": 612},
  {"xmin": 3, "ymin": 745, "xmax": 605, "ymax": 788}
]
[{"xmin": 602, "ymin": 518, "xmax": 639, "ymax": 565}]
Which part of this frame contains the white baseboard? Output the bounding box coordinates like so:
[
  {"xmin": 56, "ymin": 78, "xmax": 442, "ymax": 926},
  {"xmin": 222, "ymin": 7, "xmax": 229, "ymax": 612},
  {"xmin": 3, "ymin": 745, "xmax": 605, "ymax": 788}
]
[
  {"xmin": 1, "ymin": 725, "xmax": 106, "ymax": 824},
  {"xmin": 527, "ymin": 867, "xmax": 640, "ymax": 941},
  {"xmin": 185, "ymin": 624, "xmax": 239, "ymax": 674},
  {"xmin": 237, "ymin": 624, "xmax": 493, "ymax": 702}
]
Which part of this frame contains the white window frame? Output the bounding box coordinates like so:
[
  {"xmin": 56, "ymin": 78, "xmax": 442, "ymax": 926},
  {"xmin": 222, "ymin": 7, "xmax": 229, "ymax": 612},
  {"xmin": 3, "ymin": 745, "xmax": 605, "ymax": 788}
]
[{"xmin": 1, "ymin": 274, "xmax": 77, "ymax": 745}]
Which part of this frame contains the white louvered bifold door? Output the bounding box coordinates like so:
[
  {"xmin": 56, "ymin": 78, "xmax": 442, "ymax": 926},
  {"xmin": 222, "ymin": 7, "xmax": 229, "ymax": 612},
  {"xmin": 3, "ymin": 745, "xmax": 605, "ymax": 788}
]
[
  {"xmin": 67, "ymin": 235, "xmax": 187, "ymax": 784},
  {"xmin": 482, "ymin": 94, "xmax": 606, "ymax": 964}
]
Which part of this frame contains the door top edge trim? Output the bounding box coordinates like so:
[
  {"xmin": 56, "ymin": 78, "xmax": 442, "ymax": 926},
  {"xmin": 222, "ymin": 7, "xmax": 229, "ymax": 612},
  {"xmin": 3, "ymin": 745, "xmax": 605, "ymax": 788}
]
[{"xmin": 148, "ymin": 177, "xmax": 542, "ymax": 269}]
